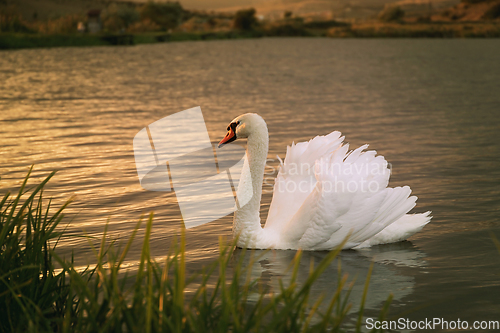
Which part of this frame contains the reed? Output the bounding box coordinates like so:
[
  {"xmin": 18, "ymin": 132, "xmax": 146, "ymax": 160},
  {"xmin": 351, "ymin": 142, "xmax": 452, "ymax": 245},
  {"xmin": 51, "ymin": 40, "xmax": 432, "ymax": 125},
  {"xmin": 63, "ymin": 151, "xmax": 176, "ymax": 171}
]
[
  {"xmin": 0, "ymin": 166, "xmax": 81, "ymax": 332},
  {"xmin": 0, "ymin": 167, "xmax": 391, "ymax": 332}
]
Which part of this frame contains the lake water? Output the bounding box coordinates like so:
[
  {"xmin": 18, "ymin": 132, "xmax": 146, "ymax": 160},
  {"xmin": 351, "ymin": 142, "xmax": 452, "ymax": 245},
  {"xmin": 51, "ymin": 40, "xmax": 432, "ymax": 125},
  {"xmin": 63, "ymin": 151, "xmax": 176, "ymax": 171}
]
[{"xmin": 1, "ymin": 38, "xmax": 499, "ymax": 330}]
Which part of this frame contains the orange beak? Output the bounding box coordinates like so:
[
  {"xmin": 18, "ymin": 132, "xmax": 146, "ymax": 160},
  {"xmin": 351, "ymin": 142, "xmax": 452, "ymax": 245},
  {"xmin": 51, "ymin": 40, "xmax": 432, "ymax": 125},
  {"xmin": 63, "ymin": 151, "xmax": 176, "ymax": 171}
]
[{"xmin": 218, "ymin": 127, "xmax": 237, "ymax": 148}]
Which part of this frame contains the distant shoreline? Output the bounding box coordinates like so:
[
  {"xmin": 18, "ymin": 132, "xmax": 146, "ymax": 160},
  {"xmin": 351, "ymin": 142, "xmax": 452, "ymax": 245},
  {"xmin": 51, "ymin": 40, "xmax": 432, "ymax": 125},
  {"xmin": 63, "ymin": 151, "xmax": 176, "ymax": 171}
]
[
  {"xmin": 1, "ymin": 22, "xmax": 499, "ymax": 50},
  {"xmin": 2, "ymin": 0, "xmax": 499, "ymax": 50}
]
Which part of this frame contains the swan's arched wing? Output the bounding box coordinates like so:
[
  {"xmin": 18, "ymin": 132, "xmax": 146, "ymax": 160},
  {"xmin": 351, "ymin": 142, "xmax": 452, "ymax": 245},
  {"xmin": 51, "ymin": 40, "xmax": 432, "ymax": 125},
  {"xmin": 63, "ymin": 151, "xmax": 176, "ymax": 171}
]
[
  {"xmin": 280, "ymin": 131, "xmax": 344, "ymax": 176},
  {"xmin": 264, "ymin": 131, "xmax": 344, "ymax": 232},
  {"xmin": 279, "ymin": 144, "xmax": 392, "ymax": 249},
  {"xmin": 265, "ymin": 139, "xmax": 423, "ymax": 250}
]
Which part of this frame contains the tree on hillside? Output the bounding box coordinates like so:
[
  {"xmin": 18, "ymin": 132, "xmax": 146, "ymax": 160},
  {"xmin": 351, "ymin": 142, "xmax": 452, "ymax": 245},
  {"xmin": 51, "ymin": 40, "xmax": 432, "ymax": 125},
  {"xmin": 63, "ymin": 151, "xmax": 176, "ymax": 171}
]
[
  {"xmin": 102, "ymin": 4, "xmax": 140, "ymax": 32},
  {"xmin": 233, "ymin": 8, "xmax": 258, "ymax": 31},
  {"xmin": 378, "ymin": 6, "xmax": 405, "ymax": 22},
  {"xmin": 140, "ymin": 1, "xmax": 185, "ymax": 30},
  {"xmin": 461, "ymin": 0, "xmax": 490, "ymax": 3},
  {"xmin": 482, "ymin": 2, "xmax": 500, "ymax": 19}
]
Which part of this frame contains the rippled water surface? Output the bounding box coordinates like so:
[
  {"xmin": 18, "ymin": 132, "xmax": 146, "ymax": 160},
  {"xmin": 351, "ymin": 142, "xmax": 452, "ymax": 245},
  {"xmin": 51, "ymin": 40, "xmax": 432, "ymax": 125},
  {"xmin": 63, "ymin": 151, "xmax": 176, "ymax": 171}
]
[{"xmin": 1, "ymin": 38, "xmax": 500, "ymax": 329}]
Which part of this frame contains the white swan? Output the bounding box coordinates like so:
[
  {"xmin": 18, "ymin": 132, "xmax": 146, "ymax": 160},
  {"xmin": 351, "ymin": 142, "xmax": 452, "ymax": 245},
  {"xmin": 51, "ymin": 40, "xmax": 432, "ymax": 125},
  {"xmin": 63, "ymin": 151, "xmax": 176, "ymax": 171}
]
[{"xmin": 218, "ymin": 113, "xmax": 431, "ymax": 250}]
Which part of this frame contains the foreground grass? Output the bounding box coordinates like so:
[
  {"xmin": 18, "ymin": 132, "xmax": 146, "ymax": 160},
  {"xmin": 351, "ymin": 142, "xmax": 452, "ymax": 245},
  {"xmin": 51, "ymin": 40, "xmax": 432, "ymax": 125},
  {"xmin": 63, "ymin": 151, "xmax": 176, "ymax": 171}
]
[{"xmin": 0, "ymin": 167, "xmax": 391, "ymax": 332}]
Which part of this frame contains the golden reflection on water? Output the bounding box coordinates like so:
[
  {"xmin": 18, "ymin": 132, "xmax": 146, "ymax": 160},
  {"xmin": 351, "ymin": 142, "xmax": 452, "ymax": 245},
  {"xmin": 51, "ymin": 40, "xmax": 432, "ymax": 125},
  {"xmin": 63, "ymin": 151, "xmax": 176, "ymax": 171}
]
[{"xmin": 1, "ymin": 38, "xmax": 500, "ymax": 320}]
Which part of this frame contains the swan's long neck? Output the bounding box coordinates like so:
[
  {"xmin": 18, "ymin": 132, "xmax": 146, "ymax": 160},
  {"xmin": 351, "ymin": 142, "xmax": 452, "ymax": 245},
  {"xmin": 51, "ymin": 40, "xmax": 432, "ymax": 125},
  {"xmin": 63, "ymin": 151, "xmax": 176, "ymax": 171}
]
[{"xmin": 233, "ymin": 123, "xmax": 268, "ymax": 247}]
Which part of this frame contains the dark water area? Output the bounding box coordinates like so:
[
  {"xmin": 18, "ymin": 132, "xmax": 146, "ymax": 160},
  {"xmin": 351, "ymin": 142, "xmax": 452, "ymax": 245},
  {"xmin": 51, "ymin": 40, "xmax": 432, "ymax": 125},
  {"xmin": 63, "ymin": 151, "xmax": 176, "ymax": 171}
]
[{"xmin": 1, "ymin": 38, "xmax": 499, "ymax": 330}]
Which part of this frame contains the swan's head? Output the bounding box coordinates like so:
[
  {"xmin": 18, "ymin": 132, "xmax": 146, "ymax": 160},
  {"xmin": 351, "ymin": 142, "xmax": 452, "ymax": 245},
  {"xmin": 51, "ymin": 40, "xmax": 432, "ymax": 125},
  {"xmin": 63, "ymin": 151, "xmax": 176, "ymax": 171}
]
[{"xmin": 218, "ymin": 113, "xmax": 266, "ymax": 148}]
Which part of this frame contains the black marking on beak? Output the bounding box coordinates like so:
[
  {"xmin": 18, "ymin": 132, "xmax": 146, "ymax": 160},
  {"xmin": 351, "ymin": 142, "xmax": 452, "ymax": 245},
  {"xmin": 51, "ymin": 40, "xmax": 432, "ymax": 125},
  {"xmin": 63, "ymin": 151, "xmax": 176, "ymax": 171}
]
[{"xmin": 218, "ymin": 121, "xmax": 239, "ymax": 148}]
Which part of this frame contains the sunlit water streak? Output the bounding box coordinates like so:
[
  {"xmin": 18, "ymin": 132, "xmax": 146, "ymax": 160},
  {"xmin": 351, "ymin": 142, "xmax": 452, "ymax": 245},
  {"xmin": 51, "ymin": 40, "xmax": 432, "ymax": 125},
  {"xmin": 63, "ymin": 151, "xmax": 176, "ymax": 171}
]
[{"xmin": 1, "ymin": 38, "xmax": 500, "ymax": 328}]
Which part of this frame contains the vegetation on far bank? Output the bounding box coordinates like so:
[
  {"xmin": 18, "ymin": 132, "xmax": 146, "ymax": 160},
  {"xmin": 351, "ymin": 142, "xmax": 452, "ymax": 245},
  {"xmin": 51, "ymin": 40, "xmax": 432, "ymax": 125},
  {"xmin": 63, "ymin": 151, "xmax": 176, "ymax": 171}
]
[
  {"xmin": 328, "ymin": 21, "xmax": 500, "ymax": 38},
  {"xmin": 0, "ymin": 167, "xmax": 392, "ymax": 332},
  {"xmin": 1, "ymin": 0, "xmax": 500, "ymax": 49}
]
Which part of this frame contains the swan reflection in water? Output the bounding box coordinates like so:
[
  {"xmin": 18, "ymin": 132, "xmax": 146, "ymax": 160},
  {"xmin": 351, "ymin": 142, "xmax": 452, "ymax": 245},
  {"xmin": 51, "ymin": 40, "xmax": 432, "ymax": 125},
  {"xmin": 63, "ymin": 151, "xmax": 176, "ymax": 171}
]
[{"xmin": 232, "ymin": 241, "xmax": 427, "ymax": 317}]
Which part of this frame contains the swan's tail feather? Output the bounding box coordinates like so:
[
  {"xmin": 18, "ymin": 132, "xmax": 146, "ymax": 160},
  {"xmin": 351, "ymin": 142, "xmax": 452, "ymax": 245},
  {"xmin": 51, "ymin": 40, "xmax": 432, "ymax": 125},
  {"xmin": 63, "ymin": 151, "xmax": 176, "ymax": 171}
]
[
  {"xmin": 354, "ymin": 211, "xmax": 432, "ymax": 248},
  {"xmin": 348, "ymin": 186, "xmax": 416, "ymax": 245}
]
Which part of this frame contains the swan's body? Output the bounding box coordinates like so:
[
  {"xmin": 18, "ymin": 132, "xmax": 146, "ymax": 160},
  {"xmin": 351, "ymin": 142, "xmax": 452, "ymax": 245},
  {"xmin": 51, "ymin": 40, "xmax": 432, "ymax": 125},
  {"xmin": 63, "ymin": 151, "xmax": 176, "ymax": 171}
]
[{"xmin": 218, "ymin": 113, "xmax": 431, "ymax": 250}]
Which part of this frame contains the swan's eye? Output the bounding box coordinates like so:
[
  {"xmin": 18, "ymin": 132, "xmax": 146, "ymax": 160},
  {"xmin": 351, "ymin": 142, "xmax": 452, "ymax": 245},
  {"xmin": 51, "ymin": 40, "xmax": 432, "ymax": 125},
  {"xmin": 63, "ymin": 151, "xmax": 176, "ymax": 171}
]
[{"xmin": 228, "ymin": 121, "xmax": 239, "ymax": 132}]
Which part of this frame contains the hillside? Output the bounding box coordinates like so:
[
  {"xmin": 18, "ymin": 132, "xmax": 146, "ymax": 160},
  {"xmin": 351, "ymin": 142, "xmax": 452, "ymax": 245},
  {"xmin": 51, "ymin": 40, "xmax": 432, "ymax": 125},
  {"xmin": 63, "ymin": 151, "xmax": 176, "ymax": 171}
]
[
  {"xmin": 0, "ymin": 0, "xmax": 463, "ymax": 21},
  {"xmin": 215, "ymin": 0, "xmax": 460, "ymax": 20},
  {"xmin": 1, "ymin": 0, "xmax": 107, "ymax": 21}
]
